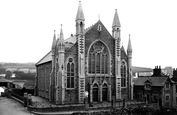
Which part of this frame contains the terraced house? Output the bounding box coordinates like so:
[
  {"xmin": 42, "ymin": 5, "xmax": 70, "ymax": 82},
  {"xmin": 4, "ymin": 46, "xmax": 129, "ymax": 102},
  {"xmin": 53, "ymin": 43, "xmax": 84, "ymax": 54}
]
[{"xmin": 35, "ymin": 1, "xmax": 133, "ymax": 105}]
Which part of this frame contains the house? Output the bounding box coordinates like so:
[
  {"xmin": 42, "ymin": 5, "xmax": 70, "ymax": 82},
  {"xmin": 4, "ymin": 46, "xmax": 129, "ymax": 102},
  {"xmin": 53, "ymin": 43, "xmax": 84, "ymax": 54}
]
[{"xmin": 134, "ymin": 66, "xmax": 172, "ymax": 107}]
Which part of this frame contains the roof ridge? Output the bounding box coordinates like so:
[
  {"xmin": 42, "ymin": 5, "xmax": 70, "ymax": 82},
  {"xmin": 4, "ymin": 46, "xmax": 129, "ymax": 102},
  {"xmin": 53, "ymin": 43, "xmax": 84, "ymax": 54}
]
[
  {"xmin": 84, "ymin": 21, "xmax": 98, "ymax": 34},
  {"xmin": 35, "ymin": 51, "xmax": 51, "ymax": 66}
]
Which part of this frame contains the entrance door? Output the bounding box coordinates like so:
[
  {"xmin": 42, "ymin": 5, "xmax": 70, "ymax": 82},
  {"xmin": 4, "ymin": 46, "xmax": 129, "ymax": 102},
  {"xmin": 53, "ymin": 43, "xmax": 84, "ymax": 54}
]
[
  {"xmin": 146, "ymin": 94, "xmax": 150, "ymax": 104},
  {"xmin": 102, "ymin": 84, "xmax": 108, "ymax": 101},
  {"xmin": 93, "ymin": 84, "xmax": 99, "ymax": 102}
]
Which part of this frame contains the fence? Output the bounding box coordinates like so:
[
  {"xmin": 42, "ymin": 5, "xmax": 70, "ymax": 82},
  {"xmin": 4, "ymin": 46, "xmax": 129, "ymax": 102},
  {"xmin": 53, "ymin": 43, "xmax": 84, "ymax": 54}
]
[{"xmin": 11, "ymin": 93, "xmax": 24, "ymax": 104}]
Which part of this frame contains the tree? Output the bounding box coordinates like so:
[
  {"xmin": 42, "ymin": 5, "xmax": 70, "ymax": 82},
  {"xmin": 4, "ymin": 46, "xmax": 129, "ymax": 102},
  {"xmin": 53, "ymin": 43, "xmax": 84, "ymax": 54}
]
[
  {"xmin": 5, "ymin": 70, "xmax": 12, "ymax": 79},
  {"xmin": 0, "ymin": 68, "xmax": 6, "ymax": 74}
]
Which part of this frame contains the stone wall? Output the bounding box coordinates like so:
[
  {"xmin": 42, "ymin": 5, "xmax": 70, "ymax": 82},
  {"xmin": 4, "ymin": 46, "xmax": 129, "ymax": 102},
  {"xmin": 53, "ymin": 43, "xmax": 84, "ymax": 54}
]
[{"xmin": 37, "ymin": 62, "xmax": 52, "ymax": 99}]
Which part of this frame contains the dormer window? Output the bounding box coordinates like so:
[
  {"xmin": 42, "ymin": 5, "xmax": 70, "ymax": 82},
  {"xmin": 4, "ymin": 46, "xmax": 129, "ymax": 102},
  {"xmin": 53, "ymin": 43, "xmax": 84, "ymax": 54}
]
[
  {"xmin": 165, "ymin": 83, "xmax": 170, "ymax": 90},
  {"xmin": 144, "ymin": 80, "xmax": 151, "ymax": 90},
  {"xmin": 145, "ymin": 83, "xmax": 151, "ymax": 89}
]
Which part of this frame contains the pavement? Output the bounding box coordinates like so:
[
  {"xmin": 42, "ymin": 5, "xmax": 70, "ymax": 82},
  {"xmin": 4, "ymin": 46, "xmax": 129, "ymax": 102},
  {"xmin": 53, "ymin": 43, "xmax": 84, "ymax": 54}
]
[
  {"xmin": 0, "ymin": 94, "xmax": 147, "ymax": 115},
  {"xmin": 29, "ymin": 96, "xmax": 145, "ymax": 115},
  {"xmin": 0, "ymin": 97, "xmax": 34, "ymax": 115}
]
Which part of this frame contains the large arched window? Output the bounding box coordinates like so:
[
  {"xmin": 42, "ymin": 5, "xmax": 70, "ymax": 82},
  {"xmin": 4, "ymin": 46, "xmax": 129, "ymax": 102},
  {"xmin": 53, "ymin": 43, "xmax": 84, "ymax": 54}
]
[
  {"xmin": 66, "ymin": 58, "xmax": 74, "ymax": 89},
  {"xmin": 88, "ymin": 41, "xmax": 109, "ymax": 74},
  {"xmin": 121, "ymin": 61, "xmax": 126, "ymax": 87}
]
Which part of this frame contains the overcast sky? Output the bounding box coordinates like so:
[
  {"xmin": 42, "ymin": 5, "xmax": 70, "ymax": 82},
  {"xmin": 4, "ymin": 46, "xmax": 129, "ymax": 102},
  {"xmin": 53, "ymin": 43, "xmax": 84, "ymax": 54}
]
[{"xmin": 0, "ymin": 0, "xmax": 177, "ymax": 68}]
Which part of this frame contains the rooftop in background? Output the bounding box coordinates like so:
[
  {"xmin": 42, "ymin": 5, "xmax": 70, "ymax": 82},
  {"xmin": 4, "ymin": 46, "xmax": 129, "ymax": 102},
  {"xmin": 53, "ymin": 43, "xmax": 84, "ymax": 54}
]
[{"xmin": 134, "ymin": 66, "xmax": 171, "ymax": 86}]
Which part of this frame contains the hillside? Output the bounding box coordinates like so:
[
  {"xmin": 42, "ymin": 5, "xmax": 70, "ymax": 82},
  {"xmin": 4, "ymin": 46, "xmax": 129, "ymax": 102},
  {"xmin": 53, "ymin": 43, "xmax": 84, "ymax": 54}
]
[
  {"xmin": 0, "ymin": 62, "xmax": 36, "ymax": 69},
  {"xmin": 0, "ymin": 63, "xmax": 153, "ymax": 75}
]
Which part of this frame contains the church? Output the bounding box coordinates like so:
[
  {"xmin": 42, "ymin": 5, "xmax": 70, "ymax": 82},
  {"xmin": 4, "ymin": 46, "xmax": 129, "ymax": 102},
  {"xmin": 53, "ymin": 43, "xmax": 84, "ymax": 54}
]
[{"xmin": 35, "ymin": 1, "xmax": 133, "ymax": 105}]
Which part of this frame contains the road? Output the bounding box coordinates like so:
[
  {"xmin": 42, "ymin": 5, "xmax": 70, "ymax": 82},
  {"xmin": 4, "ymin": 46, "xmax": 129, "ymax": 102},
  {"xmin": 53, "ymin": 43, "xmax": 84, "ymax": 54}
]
[{"xmin": 0, "ymin": 97, "xmax": 34, "ymax": 115}]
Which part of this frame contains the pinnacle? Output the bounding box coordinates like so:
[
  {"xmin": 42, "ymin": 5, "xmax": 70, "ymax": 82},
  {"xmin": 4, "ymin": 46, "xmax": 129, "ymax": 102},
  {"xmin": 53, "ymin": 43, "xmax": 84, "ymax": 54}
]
[
  {"xmin": 112, "ymin": 9, "xmax": 121, "ymax": 28},
  {"xmin": 76, "ymin": 1, "xmax": 85, "ymax": 21}
]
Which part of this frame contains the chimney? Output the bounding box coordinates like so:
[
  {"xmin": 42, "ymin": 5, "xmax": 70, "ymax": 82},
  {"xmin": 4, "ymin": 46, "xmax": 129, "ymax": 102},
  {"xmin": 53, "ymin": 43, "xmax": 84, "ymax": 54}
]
[
  {"xmin": 153, "ymin": 65, "xmax": 162, "ymax": 76},
  {"xmin": 172, "ymin": 68, "xmax": 177, "ymax": 81}
]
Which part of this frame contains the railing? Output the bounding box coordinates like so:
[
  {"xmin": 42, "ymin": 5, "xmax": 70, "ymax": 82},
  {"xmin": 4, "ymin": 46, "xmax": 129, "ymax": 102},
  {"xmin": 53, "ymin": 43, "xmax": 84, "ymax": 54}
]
[{"xmin": 11, "ymin": 93, "xmax": 24, "ymax": 104}]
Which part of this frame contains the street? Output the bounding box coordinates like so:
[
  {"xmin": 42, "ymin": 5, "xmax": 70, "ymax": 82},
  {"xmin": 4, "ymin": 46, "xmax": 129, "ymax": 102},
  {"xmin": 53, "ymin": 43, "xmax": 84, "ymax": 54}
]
[{"xmin": 0, "ymin": 97, "xmax": 34, "ymax": 115}]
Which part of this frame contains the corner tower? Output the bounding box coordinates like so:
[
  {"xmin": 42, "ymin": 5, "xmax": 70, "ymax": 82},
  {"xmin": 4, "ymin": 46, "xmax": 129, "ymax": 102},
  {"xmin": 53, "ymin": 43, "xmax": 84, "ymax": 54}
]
[
  {"xmin": 76, "ymin": 1, "xmax": 86, "ymax": 103},
  {"xmin": 49, "ymin": 30, "xmax": 57, "ymax": 102},
  {"xmin": 55, "ymin": 25, "xmax": 65, "ymax": 104},
  {"xmin": 112, "ymin": 9, "xmax": 121, "ymax": 100},
  {"xmin": 127, "ymin": 34, "xmax": 133, "ymax": 100}
]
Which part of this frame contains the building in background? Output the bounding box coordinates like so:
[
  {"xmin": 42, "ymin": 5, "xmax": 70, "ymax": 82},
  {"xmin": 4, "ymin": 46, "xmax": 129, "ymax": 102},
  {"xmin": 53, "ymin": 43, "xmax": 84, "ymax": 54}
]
[
  {"xmin": 171, "ymin": 69, "xmax": 177, "ymax": 107},
  {"xmin": 35, "ymin": 1, "xmax": 133, "ymax": 105},
  {"xmin": 134, "ymin": 66, "xmax": 173, "ymax": 107}
]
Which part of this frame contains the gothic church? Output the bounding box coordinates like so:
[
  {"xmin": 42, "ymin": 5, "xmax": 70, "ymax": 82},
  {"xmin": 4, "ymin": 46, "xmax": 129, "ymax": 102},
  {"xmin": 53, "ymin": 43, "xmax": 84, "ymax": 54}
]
[{"xmin": 35, "ymin": 1, "xmax": 133, "ymax": 104}]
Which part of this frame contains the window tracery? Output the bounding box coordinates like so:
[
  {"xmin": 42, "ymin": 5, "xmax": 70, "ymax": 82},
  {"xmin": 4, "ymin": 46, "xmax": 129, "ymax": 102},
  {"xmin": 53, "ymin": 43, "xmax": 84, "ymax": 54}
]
[
  {"xmin": 88, "ymin": 41, "xmax": 109, "ymax": 74},
  {"xmin": 121, "ymin": 61, "xmax": 126, "ymax": 87},
  {"xmin": 66, "ymin": 58, "xmax": 74, "ymax": 89}
]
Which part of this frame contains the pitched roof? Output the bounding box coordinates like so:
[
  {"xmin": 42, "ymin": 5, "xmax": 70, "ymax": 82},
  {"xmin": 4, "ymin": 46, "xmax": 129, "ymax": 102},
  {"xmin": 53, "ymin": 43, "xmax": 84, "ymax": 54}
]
[
  {"xmin": 65, "ymin": 35, "xmax": 76, "ymax": 44},
  {"xmin": 36, "ymin": 20, "xmax": 109, "ymax": 66},
  {"xmin": 134, "ymin": 76, "xmax": 168, "ymax": 86},
  {"xmin": 36, "ymin": 51, "xmax": 52, "ymax": 66}
]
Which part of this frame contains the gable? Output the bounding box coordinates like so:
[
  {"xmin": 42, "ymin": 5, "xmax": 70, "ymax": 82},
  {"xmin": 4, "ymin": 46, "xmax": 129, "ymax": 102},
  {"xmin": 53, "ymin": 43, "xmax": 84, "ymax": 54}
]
[
  {"xmin": 121, "ymin": 46, "xmax": 128, "ymax": 61},
  {"xmin": 85, "ymin": 20, "xmax": 115, "ymax": 57},
  {"xmin": 145, "ymin": 79, "xmax": 151, "ymax": 83}
]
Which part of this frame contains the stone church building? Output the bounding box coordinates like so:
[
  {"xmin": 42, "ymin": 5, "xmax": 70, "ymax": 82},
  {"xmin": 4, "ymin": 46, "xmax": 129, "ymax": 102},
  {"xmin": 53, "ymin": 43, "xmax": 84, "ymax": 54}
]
[{"xmin": 35, "ymin": 1, "xmax": 133, "ymax": 104}]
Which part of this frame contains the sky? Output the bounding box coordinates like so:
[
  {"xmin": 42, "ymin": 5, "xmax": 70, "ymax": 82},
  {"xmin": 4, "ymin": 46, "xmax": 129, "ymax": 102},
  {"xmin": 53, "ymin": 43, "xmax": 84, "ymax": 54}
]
[{"xmin": 0, "ymin": 0, "xmax": 177, "ymax": 68}]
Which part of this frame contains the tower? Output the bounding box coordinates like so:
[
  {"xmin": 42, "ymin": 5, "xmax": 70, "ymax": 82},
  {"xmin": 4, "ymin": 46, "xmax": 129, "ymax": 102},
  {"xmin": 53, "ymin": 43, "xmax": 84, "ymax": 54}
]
[
  {"xmin": 127, "ymin": 34, "xmax": 133, "ymax": 100},
  {"xmin": 49, "ymin": 30, "xmax": 57, "ymax": 102},
  {"xmin": 76, "ymin": 1, "xmax": 85, "ymax": 103},
  {"xmin": 55, "ymin": 25, "xmax": 65, "ymax": 104},
  {"xmin": 112, "ymin": 9, "xmax": 121, "ymax": 100}
]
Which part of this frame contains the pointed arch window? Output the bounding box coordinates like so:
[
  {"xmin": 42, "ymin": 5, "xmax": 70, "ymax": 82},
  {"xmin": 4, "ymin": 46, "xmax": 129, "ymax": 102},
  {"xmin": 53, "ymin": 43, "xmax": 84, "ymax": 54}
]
[
  {"xmin": 88, "ymin": 41, "xmax": 109, "ymax": 75},
  {"xmin": 121, "ymin": 61, "xmax": 126, "ymax": 87},
  {"xmin": 80, "ymin": 22, "xmax": 83, "ymax": 34},
  {"xmin": 66, "ymin": 58, "xmax": 74, "ymax": 89}
]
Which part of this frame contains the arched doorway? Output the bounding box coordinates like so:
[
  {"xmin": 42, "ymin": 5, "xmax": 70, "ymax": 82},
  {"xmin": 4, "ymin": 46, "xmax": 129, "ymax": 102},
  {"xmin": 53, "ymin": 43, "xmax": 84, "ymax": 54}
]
[
  {"xmin": 102, "ymin": 84, "xmax": 108, "ymax": 101},
  {"xmin": 92, "ymin": 84, "xmax": 99, "ymax": 102}
]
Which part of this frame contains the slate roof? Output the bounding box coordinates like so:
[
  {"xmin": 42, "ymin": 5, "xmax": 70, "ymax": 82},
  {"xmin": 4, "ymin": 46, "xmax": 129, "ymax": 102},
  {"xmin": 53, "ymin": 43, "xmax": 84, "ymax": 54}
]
[
  {"xmin": 36, "ymin": 21, "xmax": 99, "ymax": 66},
  {"xmin": 36, "ymin": 51, "xmax": 52, "ymax": 66},
  {"xmin": 65, "ymin": 36, "xmax": 76, "ymax": 44},
  {"xmin": 134, "ymin": 76, "xmax": 168, "ymax": 86}
]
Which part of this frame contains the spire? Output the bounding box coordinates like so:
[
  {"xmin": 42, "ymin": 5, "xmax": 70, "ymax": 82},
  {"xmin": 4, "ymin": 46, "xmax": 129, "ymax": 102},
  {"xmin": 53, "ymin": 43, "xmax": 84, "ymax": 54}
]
[
  {"xmin": 76, "ymin": 1, "xmax": 85, "ymax": 21},
  {"xmin": 127, "ymin": 34, "xmax": 132, "ymax": 52},
  {"xmin": 58, "ymin": 24, "xmax": 65, "ymax": 52},
  {"xmin": 112, "ymin": 9, "xmax": 121, "ymax": 28},
  {"xmin": 59, "ymin": 24, "xmax": 64, "ymax": 40},
  {"xmin": 52, "ymin": 30, "xmax": 56, "ymax": 49}
]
